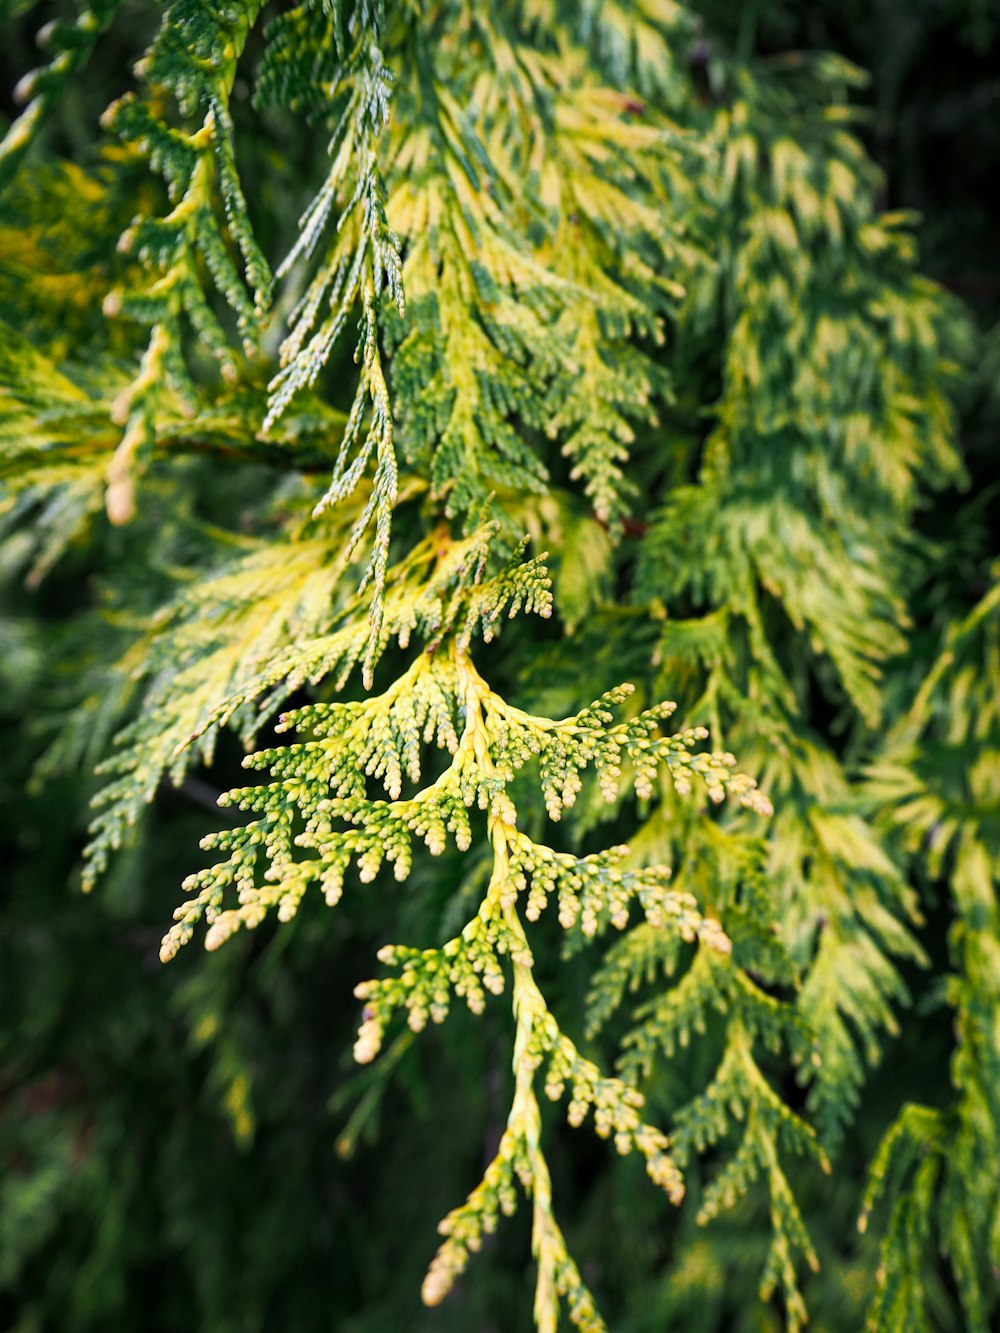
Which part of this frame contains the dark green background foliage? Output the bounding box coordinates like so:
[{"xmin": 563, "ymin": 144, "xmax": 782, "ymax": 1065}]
[{"xmin": 1, "ymin": 2, "xmax": 998, "ymax": 1330}]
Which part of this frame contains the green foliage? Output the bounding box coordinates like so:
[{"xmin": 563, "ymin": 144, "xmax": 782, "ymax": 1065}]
[
  {"xmin": 861, "ymin": 571, "xmax": 1000, "ymax": 1333},
  {"xmin": 1, "ymin": 2, "xmax": 997, "ymax": 1331},
  {"xmin": 0, "ymin": 0, "xmax": 122, "ymax": 189}
]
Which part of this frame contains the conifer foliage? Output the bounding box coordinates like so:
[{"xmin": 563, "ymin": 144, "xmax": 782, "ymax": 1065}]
[{"xmin": 1, "ymin": 3, "xmax": 997, "ymax": 1330}]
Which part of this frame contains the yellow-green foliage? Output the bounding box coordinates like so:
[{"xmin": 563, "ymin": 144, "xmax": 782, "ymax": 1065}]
[{"xmin": 1, "ymin": 3, "xmax": 995, "ymax": 1331}]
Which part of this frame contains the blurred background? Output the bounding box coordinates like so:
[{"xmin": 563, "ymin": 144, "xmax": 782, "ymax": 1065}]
[{"xmin": 2, "ymin": 2, "xmax": 999, "ymax": 1330}]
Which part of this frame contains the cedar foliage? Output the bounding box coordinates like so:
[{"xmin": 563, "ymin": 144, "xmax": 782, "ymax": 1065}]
[{"xmin": 1, "ymin": 3, "xmax": 997, "ymax": 1330}]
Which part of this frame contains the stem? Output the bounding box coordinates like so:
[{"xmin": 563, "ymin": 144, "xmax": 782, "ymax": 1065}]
[{"xmin": 459, "ymin": 651, "xmax": 579, "ymax": 1333}]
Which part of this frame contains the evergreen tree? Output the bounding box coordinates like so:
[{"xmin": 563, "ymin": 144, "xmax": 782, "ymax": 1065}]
[{"xmin": 1, "ymin": 3, "xmax": 996, "ymax": 1330}]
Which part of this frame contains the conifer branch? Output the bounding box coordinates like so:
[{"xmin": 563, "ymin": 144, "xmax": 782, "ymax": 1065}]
[
  {"xmin": 2, "ymin": 5, "xmax": 990, "ymax": 1329},
  {"xmin": 150, "ymin": 625, "xmax": 770, "ymax": 1319},
  {"xmin": 100, "ymin": 0, "xmax": 273, "ymax": 521},
  {"xmin": 0, "ymin": 0, "xmax": 124, "ymax": 189}
]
